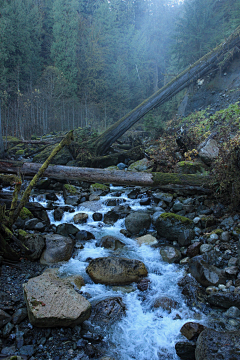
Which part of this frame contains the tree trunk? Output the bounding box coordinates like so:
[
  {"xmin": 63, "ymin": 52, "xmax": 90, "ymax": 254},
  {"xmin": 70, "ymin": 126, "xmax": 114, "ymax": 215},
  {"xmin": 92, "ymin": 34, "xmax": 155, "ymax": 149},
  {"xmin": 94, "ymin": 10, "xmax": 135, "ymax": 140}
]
[
  {"xmin": 92, "ymin": 26, "xmax": 240, "ymax": 155},
  {"xmin": 0, "ymin": 160, "xmax": 211, "ymax": 190},
  {"xmin": 0, "ymin": 100, "xmax": 4, "ymax": 158}
]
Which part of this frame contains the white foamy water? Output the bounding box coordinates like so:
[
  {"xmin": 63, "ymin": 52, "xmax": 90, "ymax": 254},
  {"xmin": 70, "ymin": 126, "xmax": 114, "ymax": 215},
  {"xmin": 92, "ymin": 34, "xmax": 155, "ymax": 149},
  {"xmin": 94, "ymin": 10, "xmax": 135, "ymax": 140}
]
[{"xmin": 32, "ymin": 185, "xmax": 205, "ymax": 360}]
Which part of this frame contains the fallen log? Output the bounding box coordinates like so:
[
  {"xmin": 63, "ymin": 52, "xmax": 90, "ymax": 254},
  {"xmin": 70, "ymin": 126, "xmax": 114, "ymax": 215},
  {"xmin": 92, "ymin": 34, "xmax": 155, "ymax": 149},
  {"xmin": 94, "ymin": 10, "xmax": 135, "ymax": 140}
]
[
  {"xmin": 91, "ymin": 26, "xmax": 240, "ymax": 155},
  {"xmin": 0, "ymin": 160, "xmax": 212, "ymax": 190}
]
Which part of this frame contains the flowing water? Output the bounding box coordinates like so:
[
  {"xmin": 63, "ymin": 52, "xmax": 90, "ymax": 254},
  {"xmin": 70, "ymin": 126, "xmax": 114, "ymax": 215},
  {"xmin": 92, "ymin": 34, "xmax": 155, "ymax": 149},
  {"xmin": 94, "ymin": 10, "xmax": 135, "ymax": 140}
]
[{"xmin": 32, "ymin": 185, "xmax": 205, "ymax": 360}]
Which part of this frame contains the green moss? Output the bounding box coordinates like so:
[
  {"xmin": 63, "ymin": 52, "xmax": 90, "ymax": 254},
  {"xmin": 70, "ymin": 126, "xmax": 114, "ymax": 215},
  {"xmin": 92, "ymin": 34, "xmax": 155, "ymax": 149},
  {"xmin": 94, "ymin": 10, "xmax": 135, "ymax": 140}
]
[
  {"xmin": 91, "ymin": 183, "xmax": 109, "ymax": 191},
  {"xmin": 211, "ymin": 229, "xmax": 223, "ymax": 235},
  {"xmin": 64, "ymin": 184, "xmax": 77, "ymax": 194},
  {"xmin": 19, "ymin": 207, "xmax": 33, "ymax": 220},
  {"xmin": 16, "ymin": 149, "xmax": 24, "ymax": 155},
  {"xmin": 160, "ymin": 212, "xmax": 192, "ymax": 224},
  {"xmin": 152, "ymin": 172, "xmax": 210, "ymax": 187}
]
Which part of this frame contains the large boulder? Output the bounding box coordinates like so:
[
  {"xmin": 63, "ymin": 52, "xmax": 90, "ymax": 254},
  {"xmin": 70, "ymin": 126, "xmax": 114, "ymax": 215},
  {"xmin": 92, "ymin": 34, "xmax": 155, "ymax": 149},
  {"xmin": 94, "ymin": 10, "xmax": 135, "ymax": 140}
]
[
  {"xmin": 104, "ymin": 205, "xmax": 131, "ymax": 225},
  {"xmin": 125, "ymin": 212, "xmax": 151, "ymax": 235},
  {"xmin": 40, "ymin": 234, "xmax": 75, "ymax": 264},
  {"xmin": 128, "ymin": 158, "xmax": 153, "ymax": 172},
  {"xmin": 23, "ymin": 270, "xmax": 91, "ymax": 327},
  {"xmin": 86, "ymin": 257, "xmax": 148, "ymax": 285},
  {"xmin": 195, "ymin": 328, "xmax": 240, "ymax": 360},
  {"xmin": 198, "ymin": 139, "xmax": 219, "ymax": 165},
  {"xmin": 189, "ymin": 256, "xmax": 226, "ymax": 287},
  {"xmin": 155, "ymin": 213, "xmax": 194, "ymax": 246},
  {"xmin": 175, "ymin": 160, "xmax": 207, "ymax": 174}
]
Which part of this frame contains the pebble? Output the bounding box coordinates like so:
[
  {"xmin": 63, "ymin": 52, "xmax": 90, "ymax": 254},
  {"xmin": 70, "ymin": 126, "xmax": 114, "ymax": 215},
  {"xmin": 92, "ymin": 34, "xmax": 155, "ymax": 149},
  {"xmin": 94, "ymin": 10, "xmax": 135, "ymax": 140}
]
[{"xmin": 218, "ymin": 284, "xmax": 226, "ymax": 290}]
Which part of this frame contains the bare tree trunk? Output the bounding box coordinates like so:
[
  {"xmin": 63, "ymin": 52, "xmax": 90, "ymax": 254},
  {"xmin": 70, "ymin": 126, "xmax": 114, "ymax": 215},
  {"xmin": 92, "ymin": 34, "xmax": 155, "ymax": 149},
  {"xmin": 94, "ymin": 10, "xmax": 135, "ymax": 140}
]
[{"xmin": 92, "ymin": 27, "xmax": 240, "ymax": 155}]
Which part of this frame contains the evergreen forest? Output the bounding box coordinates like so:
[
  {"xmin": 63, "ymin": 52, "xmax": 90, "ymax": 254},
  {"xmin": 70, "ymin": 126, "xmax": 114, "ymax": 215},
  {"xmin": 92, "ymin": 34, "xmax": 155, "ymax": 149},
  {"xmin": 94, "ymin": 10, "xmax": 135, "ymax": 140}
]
[{"xmin": 0, "ymin": 0, "xmax": 240, "ymax": 140}]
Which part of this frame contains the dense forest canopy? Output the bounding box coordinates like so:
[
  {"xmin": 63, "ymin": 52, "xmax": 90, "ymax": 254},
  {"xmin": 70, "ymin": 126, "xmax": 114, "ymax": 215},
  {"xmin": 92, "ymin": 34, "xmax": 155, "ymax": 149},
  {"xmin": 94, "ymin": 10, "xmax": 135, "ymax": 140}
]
[{"xmin": 0, "ymin": 0, "xmax": 239, "ymax": 140}]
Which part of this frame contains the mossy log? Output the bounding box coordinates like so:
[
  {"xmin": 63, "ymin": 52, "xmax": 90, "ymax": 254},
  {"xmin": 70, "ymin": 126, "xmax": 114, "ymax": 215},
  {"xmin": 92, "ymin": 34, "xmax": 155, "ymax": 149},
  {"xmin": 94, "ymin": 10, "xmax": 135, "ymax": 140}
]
[
  {"xmin": 0, "ymin": 160, "xmax": 212, "ymax": 190},
  {"xmin": 91, "ymin": 26, "xmax": 240, "ymax": 155}
]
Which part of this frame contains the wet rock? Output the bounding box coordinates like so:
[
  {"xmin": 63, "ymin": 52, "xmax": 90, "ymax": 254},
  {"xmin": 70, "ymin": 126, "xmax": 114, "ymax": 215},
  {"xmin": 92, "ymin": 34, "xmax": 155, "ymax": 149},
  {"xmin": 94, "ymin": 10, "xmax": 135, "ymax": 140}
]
[
  {"xmin": 23, "ymin": 270, "xmax": 91, "ymax": 327},
  {"xmin": 153, "ymin": 296, "xmax": 179, "ymax": 313},
  {"xmin": 90, "ymin": 183, "xmax": 110, "ymax": 196},
  {"xmin": 56, "ymin": 223, "xmax": 79, "ymax": 237},
  {"xmin": 152, "ymin": 192, "xmax": 173, "ymax": 203},
  {"xmin": 160, "ymin": 246, "xmax": 182, "ymax": 264},
  {"xmin": 24, "ymin": 218, "xmax": 43, "ymax": 230},
  {"xmin": 46, "ymin": 192, "xmax": 58, "ymax": 201},
  {"xmin": 90, "ymin": 296, "xmax": 126, "ymax": 325},
  {"xmin": 2, "ymin": 322, "xmax": 14, "ymax": 337},
  {"xmin": 96, "ymin": 236, "xmax": 125, "ymax": 250},
  {"xmin": 21, "ymin": 233, "xmax": 45, "ymax": 261},
  {"xmin": 0, "ymin": 309, "xmax": 11, "ymax": 328},
  {"xmin": 76, "ymin": 230, "xmax": 95, "ymax": 241},
  {"xmin": 224, "ymin": 306, "xmax": 240, "ymax": 318},
  {"xmin": 86, "ymin": 257, "xmax": 148, "ymax": 285},
  {"xmin": 73, "ymin": 213, "xmax": 88, "ymax": 224},
  {"xmin": 189, "ymin": 256, "xmax": 226, "ymax": 287},
  {"xmin": 26, "ymin": 202, "xmax": 50, "ymax": 226},
  {"xmin": 140, "ymin": 197, "xmax": 151, "ymax": 206},
  {"xmin": 221, "ymin": 231, "xmax": 230, "ymax": 241},
  {"xmin": 180, "ymin": 322, "xmax": 205, "ymax": 340},
  {"xmin": 175, "ymin": 340, "xmax": 196, "ymax": 360},
  {"xmin": 195, "ymin": 328, "xmax": 240, "ymax": 360},
  {"xmin": 155, "ymin": 213, "xmax": 194, "ymax": 246},
  {"xmin": 198, "ymin": 139, "xmax": 219, "ymax": 165},
  {"xmin": 65, "ymin": 195, "xmax": 80, "ymax": 206},
  {"xmin": 178, "ymin": 274, "xmax": 206, "ymax": 307},
  {"xmin": 186, "ymin": 242, "xmax": 201, "ymax": 258},
  {"xmin": 137, "ymin": 278, "xmax": 150, "ymax": 291},
  {"xmin": 92, "ymin": 212, "xmax": 103, "ymax": 221},
  {"xmin": 12, "ymin": 308, "xmax": 28, "ymax": 325},
  {"xmin": 125, "ymin": 212, "xmax": 151, "ymax": 235},
  {"xmin": 19, "ymin": 345, "xmax": 36, "ymax": 356},
  {"xmin": 136, "ymin": 234, "xmax": 158, "ymax": 247},
  {"xmin": 104, "ymin": 206, "xmax": 131, "ymax": 225},
  {"xmin": 200, "ymin": 244, "xmax": 212, "ymax": 254},
  {"xmin": 40, "ymin": 234, "xmax": 75, "ymax": 264},
  {"xmin": 127, "ymin": 188, "xmax": 140, "ymax": 199},
  {"xmin": 53, "ymin": 208, "xmax": 64, "ymax": 221},
  {"xmin": 207, "ymin": 292, "xmax": 240, "ymax": 309}
]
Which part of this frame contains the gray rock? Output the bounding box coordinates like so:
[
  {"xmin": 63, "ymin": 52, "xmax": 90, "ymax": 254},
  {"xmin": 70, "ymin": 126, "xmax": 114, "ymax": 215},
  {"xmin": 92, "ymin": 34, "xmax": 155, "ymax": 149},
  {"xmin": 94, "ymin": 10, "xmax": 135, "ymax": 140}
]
[
  {"xmin": 172, "ymin": 200, "xmax": 183, "ymax": 212},
  {"xmin": 23, "ymin": 270, "xmax": 91, "ymax": 327},
  {"xmin": 53, "ymin": 208, "xmax": 64, "ymax": 221},
  {"xmin": 195, "ymin": 328, "xmax": 240, "ymax": 360},
  {"xmin": 19, "ymin": 345, "xmax": 36, "ymax": 357},
  {"xmin": 12, "ymin": 308, "xmax": 28, "ymax": 325},
  {"xmin": 24, "ymin": 218, "xmax": 41, "ymax": 230},
  {"xmin": 22, "ymin": 234, "xmax": 45, "ymax": 261},
  {"xmin": 86, "ymin": 257, "xmax": 148, "ymax": 285},
  {"xmin": 97, "ymin": 235, "xmax": 125, "ymax": 250},
  {"xmin": 125, "ymin": 212, "xmax": 151, "ymax": 235},
  {"xmin": 224, "ymin": 306, "xmax": 240, "ymax": 318},
  {"xmin": 200, "ymin": 244, "xmax": 212, "ymax": 254},
  {"xmin": 175, "ymin": 340, "xmax": 196, "ymax": 360},
  {"xmin": 90, "ymin": 296, "xmax": 126, "ymax": 325},
  {"xmin": 40, "ymin": 234, "xmax": 75, "ymax": 264},
  {"xmin": 65, "ymin": 195, "xmax": 80, "ymax": 206},
  {"xmin": 153, "ymin": 296, "xmax": 179, "ymax": 313},
  {"xmin": 198, "ymin": 139, "xmax": 219, "ymax": 165},
  {"xmin": 73, "ymin": 212, "xmax": 88, "ymax": 224},
  {"xmin": 56, "ymin": 223, "xmax": 79, "ymax": 237},
  {"xmin": 0, "ymin": 309, "xmax": 11, "ymax": 328},
  {"xmin": 207, "ymin": 292, "xmax": 240, "ymax": 309},
  {"xmin": 160, "ymin": 246, "xmax": 182, "ymax": 264},
  {"xmin": 189, "ymin": 256, "xmax": 226, "ymax": 287},
  {"xmin": 221, "ymin": 231, "xmax": 230, "ymax": 241},
  {"xmin": 2, "ymin": 322, "xmax": 14, "ymax": 338},
  {"xmin": 220, "ymin": 216, "xmax": 234, "ymax": 229},
  {"xmin": 152, "ymin": 192, "xmax": 173, "ymax": 203}
]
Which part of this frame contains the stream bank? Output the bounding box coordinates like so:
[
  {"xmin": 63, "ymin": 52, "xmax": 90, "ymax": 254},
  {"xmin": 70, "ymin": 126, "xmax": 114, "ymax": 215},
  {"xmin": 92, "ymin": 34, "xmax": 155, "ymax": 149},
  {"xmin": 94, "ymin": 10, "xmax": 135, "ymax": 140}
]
[{"xmin": 1, "ymin": 177, "xmax": 240, "ymax": 360}]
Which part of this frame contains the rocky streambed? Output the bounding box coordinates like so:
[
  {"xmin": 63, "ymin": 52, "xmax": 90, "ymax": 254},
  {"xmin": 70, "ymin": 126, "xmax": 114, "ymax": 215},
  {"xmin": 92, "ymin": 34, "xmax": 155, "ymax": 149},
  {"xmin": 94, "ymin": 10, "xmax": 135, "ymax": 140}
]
[{"xmin": 1, "ymin": 179, "xmax": 240, "ymax": 360}]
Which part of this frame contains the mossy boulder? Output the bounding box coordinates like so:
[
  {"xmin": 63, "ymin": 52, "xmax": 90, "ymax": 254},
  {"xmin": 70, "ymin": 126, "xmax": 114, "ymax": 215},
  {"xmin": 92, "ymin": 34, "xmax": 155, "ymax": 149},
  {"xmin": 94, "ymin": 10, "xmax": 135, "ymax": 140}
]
[
  {"xmin": 155, "ymin": 212, "xmax": 194, "ymax": 246},
  {"xmin": 90, "ymin": 183, "xmax": 110, "ymax": 196},
  {"xmin": 33, "ymin": 145, "xmax": 72, "ymax": 165},
  {"xmin": 19, "ymin": 207, "xmax": 33, "ymax": 220},
  {"xmin": 128, "ymin": 158, "xmax": 154, "ymax": 172},
  {"xmin": 175, "ymin": 160, "xmax": 207, "ymax": 174}
]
